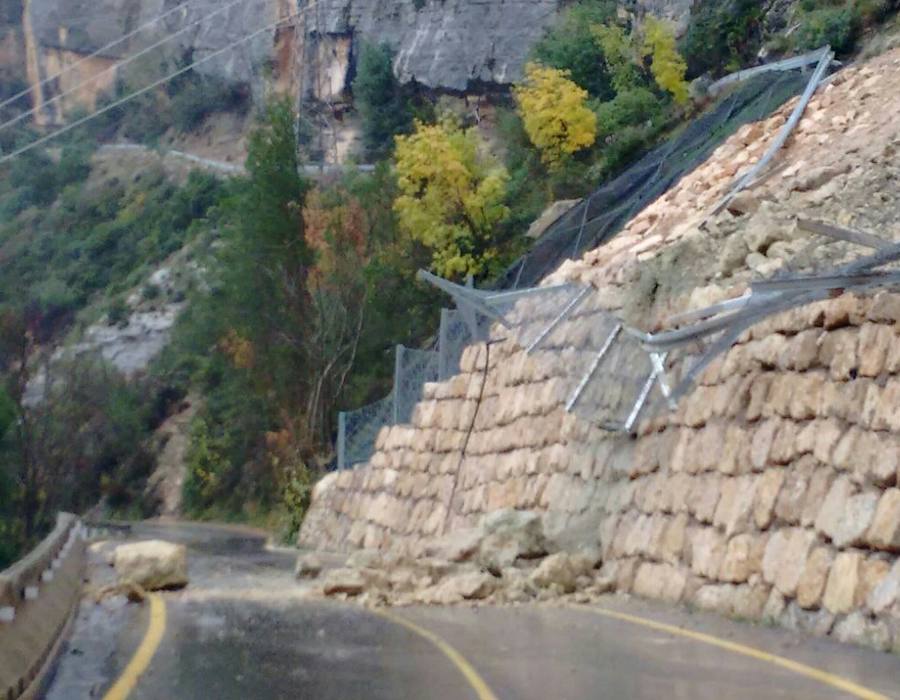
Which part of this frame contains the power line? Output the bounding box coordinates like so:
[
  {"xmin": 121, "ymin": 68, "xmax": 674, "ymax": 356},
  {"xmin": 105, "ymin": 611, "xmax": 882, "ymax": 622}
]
[
  {"xmin": 0, "ymin": 4, "xmax": 312, "ymax": 164},
  {"xmin": 0, "ymin": 0, "xmax": 220, "ymax": 113},
  {"xmin": 0, "ymin": 0, "xmax": 270, "ymax": 134}
]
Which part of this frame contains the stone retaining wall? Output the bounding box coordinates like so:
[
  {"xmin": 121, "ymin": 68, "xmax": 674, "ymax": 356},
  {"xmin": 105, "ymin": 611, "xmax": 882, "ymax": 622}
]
[{"xmin": 300, "ymin": 48, "xmax": 900, "ymax": 650}]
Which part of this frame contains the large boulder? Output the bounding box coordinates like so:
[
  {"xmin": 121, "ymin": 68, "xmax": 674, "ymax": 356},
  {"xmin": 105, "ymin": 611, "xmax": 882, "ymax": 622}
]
[
  {"xmin": 113, "ymin": 540, "xmax": 188, "ymax": 590},
  {"xmin": 321, "ymin": 568, "xmax": 367, "ymax": 596},
  {"xmin": 529, "ymin": 552, "xmax": 595, "ymax": 593},
  {"xmin": 477, "ymin": 509, "xmax": 547, "ymax": 571}
]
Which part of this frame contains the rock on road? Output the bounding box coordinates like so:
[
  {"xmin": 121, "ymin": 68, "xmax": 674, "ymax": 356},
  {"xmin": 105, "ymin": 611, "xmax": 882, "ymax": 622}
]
[{"xmin": 45, "ymin": 522, "xmax": 900, "ymax": 699}]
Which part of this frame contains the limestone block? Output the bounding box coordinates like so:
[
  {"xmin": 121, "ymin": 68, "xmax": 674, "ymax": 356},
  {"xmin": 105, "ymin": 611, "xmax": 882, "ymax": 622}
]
[
  {"xmin": 689, "ymin": 527, "xmax": 726, "ymax": 578},
  {"xmin": 744, "ymin": 373, "xmax": 772, "ymax": 422},
  {"xmin": 774, "ymin": 456, "xmax": 815, "ymax": 524},
  {"xmin": 796, "ymin": 546, "xmax": 834, "ymax": 609},
  {"xmin": 867, "ymin": 560, "xmax": 900, "ymax": 614},
  {"xmin": 667, "ymin": 473, "xmax": 693, "ymax": 514},
  {"xmin": 875, "ymin": 378, "xmax": 900, "ymax": 432},
  {"xmin": 823, "ymin": 550, "xmax": 863, "ymax": 615},
  {"xmin": 857, "ymin": 323, "xmax": 893, "ymax": 377},
  {"xmin": 762, "ymin": 528, "xmax": 816, "ymax": 597},
  {"xmin": 763, "ymin": 588, "xmax": 787, "ymax": 621},
  {"xmin": 713, "ymin": 475, "xmax": 758, "ymax": 536},
  {"xmin": 763, "ymin": 376, "xmax": 793, "ymax": 419},
  {"xmin": 822, "ymin": 294, "xmax": 866, "ymax": 329},
  {"xmin": 750, "ymin": 420, "xmax": 779, "ymax": 471},
  {"xmin": 788, "ymin": 374, "xmax": 824, "ymax": 421},
  {"xmin": 732, "ymin": 584, "xmax": 771, "ymax": 620},
  {"xmin": 815, "ymin": 476, "xmax": 878, "ymax": 547},
  {"xmin": 749, "ymin": 334, "xmax": 788, "ymax": 368},
  {"xmin": 712, "ymin": 375, "xmax": 743, "ymax": 417},
  {"xmin": 800, "ymin": 465, "xmax": 836, "ymax": 527},
  {"xmin": 769, "ymin": 422, "xmax": 799, "ymax": 465},
  {"xmin": 884, "ymin": 329, "xmax": 900, "ymax": 375},
  {"xmin": 689, "ymin": 474, "xmax": 722, "ymax": 524},
  {"xmin": 779, "ymin": 603, "xmax": 835, "ymax": 638},
  {"xmin": 812, "ymin": 419, "xmax": 843, "ymax": 464},
  {"xmin": 754, "ymin": 469, "xmax": 785, "ymax": 529},
  {"xmin": 818, "ymin": 329, "xmax": 858, "ymax": 380},
  {"xmin": 833, "ymin": 612, "xmax": 892, "ymax": 652},
  {"xmin": 659, "ymin": 513, "xmax": 689, "ymax": 565},
  {"xmin": 613, "ymin": 557, "xmax": 640, "ymax": 592},
  {"xmin": 788, "ymin": 329, "xmax": 823, "ymax": 371},
  {"xmin": 867, "ymin": 489, "xmax": 900, "ymax": 550},
  {"xmin": 632, "ymin": 562, "xmax": 687, "ymax": 603},
  {"xmin": 711, "ymin": 424, "xmax": 744, "ymax": 475},
  {"xmin": 669, "ymin": 429, "xmax": 695, "ymax": 473},
  {"xmin": 694, "ymin": 584, "xmax": 735, "ymax": 615},
  {"xmin": 719, "ymin": 533, "xmax": 767, "ymax": 583},
  {"xmin": 855, "ymin": 432, "xmax": 900, "ymax": 486},
  {"xmin": 868, "ymin": 291, "xmax": 900, "ymax": 324},
  {"xmin": 818, "ymin": 378, "xmax": 867, "ymax": 421},
  {"xmin": 857, "ymin": 557, "xmax": 891, "ymax": 608}
]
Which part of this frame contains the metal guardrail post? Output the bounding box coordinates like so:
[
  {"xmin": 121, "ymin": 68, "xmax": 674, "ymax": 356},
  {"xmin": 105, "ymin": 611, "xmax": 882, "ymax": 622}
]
[{"xmin": 337, "ymin": 411, "xmax": 346, "ymax": 471}]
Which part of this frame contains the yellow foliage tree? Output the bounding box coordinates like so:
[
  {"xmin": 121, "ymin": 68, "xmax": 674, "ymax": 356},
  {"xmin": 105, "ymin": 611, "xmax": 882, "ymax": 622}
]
[
  {"xmin": 641, "ymin": 17, "xmax": 689, "ymax": 105},
  {"xmin": 513, "ymin": 63, "xmax": 598, "ymax": 169},
  {"xmin": 393, "ymin": 118, "xmax": 509, "ymax": 278}
]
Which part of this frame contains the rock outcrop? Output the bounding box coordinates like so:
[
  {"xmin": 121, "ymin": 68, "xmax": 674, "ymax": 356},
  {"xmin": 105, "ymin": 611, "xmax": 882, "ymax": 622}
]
[{"xmin": 301, "ymin": 49, "xmax": 900, "ymax": 653}]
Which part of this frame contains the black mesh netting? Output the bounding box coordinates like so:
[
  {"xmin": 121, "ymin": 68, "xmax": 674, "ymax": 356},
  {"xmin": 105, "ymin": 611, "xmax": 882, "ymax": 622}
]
[{"xmin": 496, "ymin": 71, "xmax": 809, "ymax": 290}]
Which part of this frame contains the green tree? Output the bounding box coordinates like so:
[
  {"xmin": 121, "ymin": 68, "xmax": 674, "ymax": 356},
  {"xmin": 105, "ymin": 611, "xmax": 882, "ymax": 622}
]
[
  {"xmin": 352, "ymin": 42, "xmax": 412, "ymax": 159},
  {"xmin": 532, "ymin": 0, "xmax": 618, "ymax": 99},
  {"xmin": 394, "ymin": 118, "xmax": 509, "ymax": 279}
]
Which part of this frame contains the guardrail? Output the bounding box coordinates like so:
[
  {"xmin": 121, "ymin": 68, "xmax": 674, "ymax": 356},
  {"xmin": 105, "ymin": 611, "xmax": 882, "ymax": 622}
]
[{"xmin": 0, "ymin": 513, "xmax": 86, "ymax": 700}]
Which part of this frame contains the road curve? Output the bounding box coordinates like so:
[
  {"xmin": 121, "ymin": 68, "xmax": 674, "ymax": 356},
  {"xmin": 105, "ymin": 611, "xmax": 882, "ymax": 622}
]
[{"xmin": 44, "ymin": 522, "xmax": 900, "ymax": 700}]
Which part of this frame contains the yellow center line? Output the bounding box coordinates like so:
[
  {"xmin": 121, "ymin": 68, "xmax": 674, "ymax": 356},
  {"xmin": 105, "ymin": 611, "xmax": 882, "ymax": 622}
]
[
  {"xmin": 373, "ymin": 608, "xmax": 500, "ymax": 700},
  {"xmin": 103, "ymin": 592, "xmax": 167, "ymax": 700},
  {"xmin": 582, "ymin": 605, "xmax": 891, "ymax": 700}
]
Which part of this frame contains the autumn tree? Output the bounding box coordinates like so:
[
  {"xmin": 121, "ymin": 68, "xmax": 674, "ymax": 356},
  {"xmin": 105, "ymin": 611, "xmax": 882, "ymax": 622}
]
[
  {"xmin": 641, "ymin": 17, "xmax": 690, "ymax": 105},
  {"xmin": 393, "ymin": 118, "xmax": 510, "ymax": 279},
  {"xmin": 513, "ymin": 63, "xmax": 597, "ymax": 170}
]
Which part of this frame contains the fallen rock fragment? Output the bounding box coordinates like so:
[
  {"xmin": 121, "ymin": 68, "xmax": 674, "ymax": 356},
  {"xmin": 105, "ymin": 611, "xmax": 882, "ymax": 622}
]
[
  {"xmin": 295, "ymin": 554, "xmax": 323, "ymax": 579},
  {"xmin": 113, "ymin": 540, "xmax": 188, "ymax": 590},
  {"xmin": 322, "ymin": 568, "xmax": 367, "ymax": 596}
]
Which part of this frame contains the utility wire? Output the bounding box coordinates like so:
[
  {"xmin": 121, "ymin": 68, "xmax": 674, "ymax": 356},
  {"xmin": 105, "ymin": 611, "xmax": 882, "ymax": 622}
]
[
  {"xmin": 0, "ymin": 4, "xmax": 311, "ymax": 164},
  {"xmin": 0, "ymin": 0, "xmax": 222, "ymax": 113},
  {"xmin": 0, "ymin": 0, "xmax": 269, "ymax": 134}
]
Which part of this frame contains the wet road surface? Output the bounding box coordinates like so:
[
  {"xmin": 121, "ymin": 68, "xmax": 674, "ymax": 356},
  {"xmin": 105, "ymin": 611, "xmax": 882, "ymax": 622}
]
[{"xmin": 45, "ymin": 521, "xmax": 900, "ymax": 699}]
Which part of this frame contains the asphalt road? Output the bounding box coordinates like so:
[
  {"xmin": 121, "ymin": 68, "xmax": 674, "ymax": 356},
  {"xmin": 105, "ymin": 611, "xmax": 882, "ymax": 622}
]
[{"xmin": 44, "ymin": 522, "xmax": 900, "ymax": 700}]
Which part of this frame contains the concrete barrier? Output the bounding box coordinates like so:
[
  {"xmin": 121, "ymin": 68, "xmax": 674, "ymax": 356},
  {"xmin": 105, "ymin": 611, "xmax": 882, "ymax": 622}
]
[{"xmin": 0, "ymin": 513, "xmax": 85, "ymax": 700}]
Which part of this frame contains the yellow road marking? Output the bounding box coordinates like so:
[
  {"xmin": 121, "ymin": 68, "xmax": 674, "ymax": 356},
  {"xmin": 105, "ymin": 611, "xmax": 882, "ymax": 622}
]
[
  {"xmin": 103, "ymin": 593, "xmax": 167, "ymax": 700},
  {"xmin": 583, "ymin": 605, "xmax": 890, "ymax": 700},
  {"xmin": 373, "ymin": 608, "xmax": 500, "ymax": 700}
]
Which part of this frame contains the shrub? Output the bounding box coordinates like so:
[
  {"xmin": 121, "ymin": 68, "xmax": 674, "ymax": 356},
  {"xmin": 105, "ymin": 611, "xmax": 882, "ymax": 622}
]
[
  {"xmin": 795, "ymin": 5, "xmax": 861, "ymax": 54},
  {"xmin": 681, "ymin": 0, "xmax": 765, "ymax": 77},
  {"xmin": 169, "ymin": 72, "xmax": 249, "ymax": 133},
  {"xmin": 352, "ymin": 42, "xmax": 412, "ymax": 159}
]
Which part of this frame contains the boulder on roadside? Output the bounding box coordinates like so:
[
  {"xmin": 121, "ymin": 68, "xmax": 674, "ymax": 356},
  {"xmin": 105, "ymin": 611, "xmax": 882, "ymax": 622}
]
[
  {"xmin": 419, "ymin": 571, "xmax": 498, "ymax": 604},
  {"xmin": 322, "ymin": 568, "xmax": 367, "ymax": 596},
  {"xmin": 477, "ymin": 509, "xmax": 547, "ymax": 571},
  {"xmin": 424, "ymin": 528, "xmax": 483, "ymax": 563},
  {"xmin": 295, "ymin": 554, "xmax": 323, "ymax": 580},
  {"xmin": 529, "ymin": 552, "xmax": 594, "ymax": 593},
  {"xmin": 113, "ymin": 540, "xmax": 188, "ymax": 590}
]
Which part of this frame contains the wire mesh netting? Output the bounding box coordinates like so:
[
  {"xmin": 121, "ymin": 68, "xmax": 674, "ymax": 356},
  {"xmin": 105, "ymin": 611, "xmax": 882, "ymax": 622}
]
[
  {"xmin": 340, "ymin": 392, "xmax": 394, "ymax": 470},
  {"xmin": 335, "ymin": 62, "xmax": 823, "ymax": 466},
  {"xmin": 394, "ymin": 347, "xmax": 440, "ymax": 425},
  {"xmin": 496, "ymin": 71, "xmax": 810, "ymax": 291}
]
